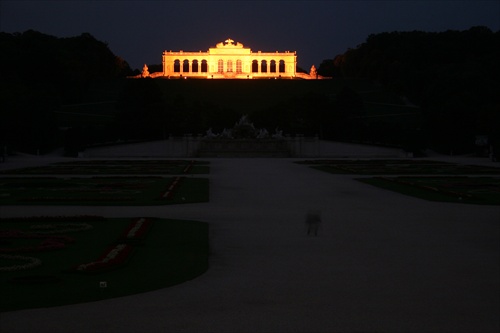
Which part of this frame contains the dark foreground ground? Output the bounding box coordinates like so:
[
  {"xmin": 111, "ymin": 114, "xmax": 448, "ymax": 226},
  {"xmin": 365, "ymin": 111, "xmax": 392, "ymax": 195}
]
[{"xmin": 0, "ymin": 148, "xmax": 498, "ymax": 332}]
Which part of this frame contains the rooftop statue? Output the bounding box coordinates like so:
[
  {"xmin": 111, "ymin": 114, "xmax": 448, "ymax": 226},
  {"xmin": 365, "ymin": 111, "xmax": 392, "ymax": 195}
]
[{"xmin": 215, "ymin": 38, "xmax": 244, "ymax": 48}]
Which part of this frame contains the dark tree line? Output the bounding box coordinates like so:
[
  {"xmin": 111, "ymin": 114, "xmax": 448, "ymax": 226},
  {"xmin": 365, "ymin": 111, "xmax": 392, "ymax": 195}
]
[
  {"xmin": 0, "ymin": 30, "xmax": 132, "ymax": 154},
  {"xmin": 318, "ymin": 26, "xmax": 500, "ymax": 154}
]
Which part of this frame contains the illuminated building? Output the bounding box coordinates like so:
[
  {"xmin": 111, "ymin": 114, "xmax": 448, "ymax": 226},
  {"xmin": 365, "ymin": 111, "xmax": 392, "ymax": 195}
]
[{"xmin": 161, "ymin": 38, "xmax": 297, "ymax": 79}]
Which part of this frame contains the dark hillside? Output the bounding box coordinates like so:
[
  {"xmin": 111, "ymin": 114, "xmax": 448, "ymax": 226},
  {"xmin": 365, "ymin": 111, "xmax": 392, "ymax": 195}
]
[{"xmin": 112, "ymin": 78, "xmax": 420, "ymax": 149}]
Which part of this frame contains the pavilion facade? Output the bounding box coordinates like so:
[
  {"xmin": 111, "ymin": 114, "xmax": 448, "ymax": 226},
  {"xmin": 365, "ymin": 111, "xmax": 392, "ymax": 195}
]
[{"xmin": 161, "ymin": 39, "xmax": 297, "ymax": 79}]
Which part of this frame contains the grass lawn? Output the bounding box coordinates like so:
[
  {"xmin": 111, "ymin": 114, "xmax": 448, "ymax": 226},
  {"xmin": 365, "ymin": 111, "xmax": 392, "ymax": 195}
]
[
  {"xmin": 299, "ymin": 159, "xmax": 500, "ymax": 205},
  {"xmin": 0, "ymin": 216, "xmax": 209, "ymax": 312},
  {"xmin": 298, "ymin": 159, "xmax": 500, "ymax": 175},
  {"xmin": 0, "ymin": 176, "xmax": 209, "ymax": 205},
  {"xmin": 358, "ymin": 176, "xmax": 500, "ymax": 205},
  {"xmin": 0, "ymin": 160, "xmax": 210, "ymax": 175}
]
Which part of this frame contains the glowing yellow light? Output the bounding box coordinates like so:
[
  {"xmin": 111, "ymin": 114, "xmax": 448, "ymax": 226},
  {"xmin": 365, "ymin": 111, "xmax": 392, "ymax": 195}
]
[{"xmin": 160, "ymin": 38, "xmax": 297, "ymax": 79}]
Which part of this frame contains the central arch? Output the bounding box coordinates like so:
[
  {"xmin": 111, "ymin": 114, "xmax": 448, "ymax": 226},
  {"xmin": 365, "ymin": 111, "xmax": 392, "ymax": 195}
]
[{"xmin": 217, "ymin": 59, "xmax": 224, "ymax": 73}]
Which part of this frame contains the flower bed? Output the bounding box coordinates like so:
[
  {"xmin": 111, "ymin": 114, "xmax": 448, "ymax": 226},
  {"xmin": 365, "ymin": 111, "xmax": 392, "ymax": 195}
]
[
  {"xmin": 0, "ymin": 254, "xmax": 42, "ymax": 272},
  {"xmin": 0, "ymin": 215, "xmax": 105, "ymax": 223},
  {"xmin": 70, "ymin": 217, "xmax": 153, "ymax": 273},
  {"xmin": 19, "ymin": 196, "xmax": 135, "ymax": 203},
  {"xmin": 358, "ymin": 176, "xmax": 500, "ymax": 205},
  {"xmin": 302, "ymin": 159, "xmax": 500, "ymax": 175},
  {"xmin": 377, "ymin": 177, "xmax": 473, "ymax": 199},
  {"xmin": 0, "ymin": 231, "xmax": 74, "ymax": 253},
  {"xmin": 0, "ymin": 217, "xmax": 100, "ymax": 271},
  {"xmin": 29, "ymin": 222, "xmax": 93, "ymax": 234},
  {"xmin": 161, "ymin": 176, "xmax": 183, "ymax": 199},
  {"xmin": 183, "ymin": 161, "xmax": 195, "ymax": 173},
  {"xmin": 71, "ymin": 243, "xmax": 133, "ymax": 273},
  {"xmin": 118, "ymin": 218, "xmax": 153, "ymax": 242},
  {"xmin": 1, "ymin": 217, "xmax": 209, "ymax": 312},
  {"xmin": 1, "ymin": 177, "xmax": 208, "ymax": 206},
  {"xmin": 10, "ymin": 275, "xmax": 62, "ymax": 284}
]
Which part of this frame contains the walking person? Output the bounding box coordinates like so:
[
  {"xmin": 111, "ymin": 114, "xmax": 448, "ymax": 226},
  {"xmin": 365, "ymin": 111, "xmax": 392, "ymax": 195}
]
[{"xmin": 306, "ymin": 210, "xmax": 321, "ymax": 236}]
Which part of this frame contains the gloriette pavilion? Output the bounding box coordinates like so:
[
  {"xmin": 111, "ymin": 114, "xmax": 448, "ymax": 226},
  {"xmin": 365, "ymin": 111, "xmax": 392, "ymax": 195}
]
[{"xmin": 161, "ymin": 38, "xmax": 297, "ymax": 79}]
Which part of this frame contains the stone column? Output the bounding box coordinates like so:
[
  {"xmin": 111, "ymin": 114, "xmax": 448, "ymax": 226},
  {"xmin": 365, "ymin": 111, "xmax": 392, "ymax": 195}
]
[{"xmin": 189, "ymin": 60, "xmax": 192, "ymax": 74}]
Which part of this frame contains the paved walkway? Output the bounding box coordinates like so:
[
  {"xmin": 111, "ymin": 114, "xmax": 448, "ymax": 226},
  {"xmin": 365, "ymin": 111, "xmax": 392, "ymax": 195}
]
[{"xmin": 0, "ymin": 155, "xmax": 499, "ymax": 332}]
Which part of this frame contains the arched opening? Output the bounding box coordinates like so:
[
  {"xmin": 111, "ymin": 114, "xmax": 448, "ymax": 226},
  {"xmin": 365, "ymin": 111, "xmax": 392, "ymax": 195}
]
[
  {"xmin": 279, "ymin": 60, "xmax": 285, "ymax": 73},
  {"xmin": 174, "ymin": 59, "xmax": 181, "ymax": 73},
  {"xmin": 251, "ymin": 60, "xmax": 259, "ymax": 73},
  {"xmin": 236, "ymin": 60, "xmax": 242, "ymax": 73},
  {"xmin": 227, "ymin": 60, "xmax": 233, "ymax": 72},
  {"xmin": 192, "ymin": 60, "xmax": 199, "ymax": 73},
  {"xmin": 182, "ymin": 59, "xmax": 189, "ymax": 72},
  {"xmin": 217, "ymin": 59, "xmax": 224, "ymax": 73},
  {"xmin": 201, "ymin": 60, "xmax": 208, "ymax": 73},
  {"xmin": 261, "ymin": 60, "xmax": 267, "ymax": 73},
  {"xmin": 270, "ymin": 60, "xmax": 277, "ymax": 73}
]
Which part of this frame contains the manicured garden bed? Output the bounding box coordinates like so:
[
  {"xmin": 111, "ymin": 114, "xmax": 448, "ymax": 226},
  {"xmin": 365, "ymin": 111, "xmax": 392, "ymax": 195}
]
[
  {"xmin": 0, "ymin": 160, "xmax": 210, "ymax": 175},
  {"xmin": 358, "ymin": 176, "xmax": 500, "ymax": 205},
  {"xmin": 0, "ymin": 216, "xmax": 209, "ymax": 312},
  {"xmin": 0, "ymin": 176, "xmax": 209, "ymax": 205},
  {"xmin": 297, "ymin": 159, "xmax": 500, "ymax": 175}
]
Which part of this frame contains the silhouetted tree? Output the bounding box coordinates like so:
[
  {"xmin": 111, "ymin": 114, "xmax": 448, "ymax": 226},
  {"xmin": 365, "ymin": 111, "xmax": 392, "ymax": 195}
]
[
  {"xmin": 317, "ymin": 59, "xmax": 335, "ymax": 77},
  {"xmin": 0, "ymin": 82, "xmax": 59, "ymax": 154},
  {"xmin": 0, "ymin": 30, "xmax": 134, "ymax": 153},
  {"xmin": 327, "ymin": 26, "xmax": 500, "ymax": 153}
]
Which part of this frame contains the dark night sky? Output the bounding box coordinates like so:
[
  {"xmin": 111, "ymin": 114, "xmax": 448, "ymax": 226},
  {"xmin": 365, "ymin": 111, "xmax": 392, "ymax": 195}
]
[{"xmin": 1, "ymin": 0, "xmax": 499, "ymax": 70}]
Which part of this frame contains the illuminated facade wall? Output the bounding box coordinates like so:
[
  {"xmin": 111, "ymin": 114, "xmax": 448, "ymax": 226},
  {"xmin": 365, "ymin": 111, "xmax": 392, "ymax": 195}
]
[{"xmin": 162, "ymin": 39, "xmax": 297, "ymax": 79}]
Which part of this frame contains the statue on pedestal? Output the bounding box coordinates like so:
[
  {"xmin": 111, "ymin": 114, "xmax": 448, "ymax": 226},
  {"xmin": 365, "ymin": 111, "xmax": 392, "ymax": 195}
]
[
  {"xmin": 205, "ymin": 128, "xmax": 218, "ymax": 138},
  {"xmin": 141, "ymin": 64, "xmax": 150, "ymax": 78},
  {"xmin": 309, "ymin": 65, "xmax": 317, "ymax": 78}
]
